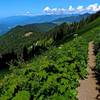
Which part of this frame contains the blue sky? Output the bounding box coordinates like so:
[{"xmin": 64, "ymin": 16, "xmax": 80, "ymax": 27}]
[{"xmin": 0, "ymin": 0, "xmax": 100, "ymax": 17}]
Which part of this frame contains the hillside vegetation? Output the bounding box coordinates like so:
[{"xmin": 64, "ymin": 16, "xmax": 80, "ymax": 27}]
[
  {"xmin": 0, "ymin": 23, "xmax": 57, "ymax": 68},
  {"xmin": 0, "ymin": 23, "xmax": 56, "ymax": 54},
  {"xmin": 0, "ymin": 11, "xmax": 100, "ymax": 100}
]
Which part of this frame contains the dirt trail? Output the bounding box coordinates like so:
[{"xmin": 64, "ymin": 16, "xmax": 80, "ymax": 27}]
[{"xmin": 77, "ymin": 41, "xmax": 99, "ymax": 100}]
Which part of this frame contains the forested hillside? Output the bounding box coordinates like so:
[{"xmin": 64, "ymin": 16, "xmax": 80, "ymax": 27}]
[
  {"xmin": 0, "ymin": 11, "xmax": 100, "ymax": 100},
  {"xmin": 0, "ymin": 23, "xmax": 57, "ymax": 68},
  {"xmin": 0, "ymin": 23, "xmax": 56, "ymax": 54}
]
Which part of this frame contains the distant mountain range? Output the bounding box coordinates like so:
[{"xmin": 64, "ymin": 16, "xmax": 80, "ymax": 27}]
[
  {"xmin": 0, "ymin": 13, "xmax": 90, "ymax": 35},
  {"xmin": 52, "ymin": 13, "xmax": 90, "ymax": 24},
  {"xmin": 0, "ymin": 15, "xmax": 66, "ymax": 35}
]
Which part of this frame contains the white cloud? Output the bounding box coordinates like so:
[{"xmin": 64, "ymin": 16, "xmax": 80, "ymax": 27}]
[
  {"xmin": 23, "ymin": 11, "xmax": 33, "ymax": 16},
  {"xmin": 86, "ymin": 3, "xmax": 100, "ymax": 12},
  {"xmin": 43, "ymin": 6, "xmax": 51, "ymax": 13},
  {"xmin": 77, "ymin": 6, "xmax": 84, "ymax": 11},
  {"xmin": 43, "ymin": 6, "xmax": 66, "ymax": 14},
  {"xmin": 68, "ymin": 5, "xmax": 75, "ymax": 11},
  {"xmin": 43, "ymin": 3, "xmax": 100, "ymax": 15}
]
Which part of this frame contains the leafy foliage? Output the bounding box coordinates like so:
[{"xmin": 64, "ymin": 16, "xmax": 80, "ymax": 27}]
[
  {"xmin": 0, "ymin": 11, "xmax": 100, "ymax": 100},
  {"xmin": 0, "ymin": 34, "xmax": 89, "ymax": 100},
  {"xmin": 12, "ymin": 91, "xmax": 30, "ymax": 100}
]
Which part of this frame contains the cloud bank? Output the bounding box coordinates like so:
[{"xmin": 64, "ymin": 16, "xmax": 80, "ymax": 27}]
[{"xmin": 43, "ymin": 3, "xmax": 100, "ymax": 14}]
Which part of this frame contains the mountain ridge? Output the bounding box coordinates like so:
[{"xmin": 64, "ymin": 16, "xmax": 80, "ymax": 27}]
[
  {"xmin": 52, "ymin": 13, "xmax": 90, "ymax": 23},
  {"xmin": 0, "ymin": 13, "xmax": 90, "ymax": 35}
]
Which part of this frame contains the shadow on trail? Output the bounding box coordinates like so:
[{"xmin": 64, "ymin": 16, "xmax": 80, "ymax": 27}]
[
  {"xmin": 88, "ymin": 68, "xmax": 100, "ymax": 100},
  {"xmin": 92, "ymin": 68, "xmax": 100, "ymax": 100},
  {"xmin": 95, "ymin": 71, "xmax": 100, "ymax": 100}
]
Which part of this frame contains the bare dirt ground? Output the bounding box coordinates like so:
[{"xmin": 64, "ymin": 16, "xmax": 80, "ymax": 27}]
[
  {"xmin": 24, "ymin": 32, "xmax": 33, "ymax": 37},
  {"xmin": 77, "ymin": 41, "xmax": 99, "ymax": 100}
]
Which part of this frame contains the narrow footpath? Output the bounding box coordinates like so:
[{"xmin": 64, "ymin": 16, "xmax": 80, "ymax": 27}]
[{"xmin": 77, "ymin": 41, "xmax": 99, "ymax": 100}]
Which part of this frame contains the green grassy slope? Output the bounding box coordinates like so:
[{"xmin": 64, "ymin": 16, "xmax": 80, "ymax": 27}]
[{"xmin": 0, "ymin": 16, "xmax": 100, "ymax": 100}]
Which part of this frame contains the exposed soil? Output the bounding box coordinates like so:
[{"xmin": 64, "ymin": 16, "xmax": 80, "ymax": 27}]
[
  {"xmin": 77, "ymin": 41, "xmax": 99, "ymax": 100},
  {"xmin": 24, "ymin": 32, "xmax": 33, "ymax": 37}
]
